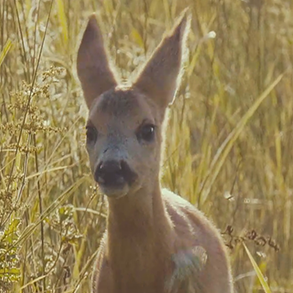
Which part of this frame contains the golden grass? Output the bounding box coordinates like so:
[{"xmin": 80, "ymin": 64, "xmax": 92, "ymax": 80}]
[{"xmin": 1, "ymin": 0, "xmax": 292, "ymax": 292}]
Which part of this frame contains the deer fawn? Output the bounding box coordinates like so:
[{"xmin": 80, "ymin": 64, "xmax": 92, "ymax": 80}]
[{"xmin": 77, "ymin": 11, "xmax": 233, "ymax": 293}]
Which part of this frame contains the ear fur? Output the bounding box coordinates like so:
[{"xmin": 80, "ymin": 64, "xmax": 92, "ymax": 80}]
[
  {"xmin": 133, "ymin": 10, "xmax": 190, "ymax": 108},
  {"xmin": 77, "ymin": 14, "xmax": 117, "ymax": 108}
]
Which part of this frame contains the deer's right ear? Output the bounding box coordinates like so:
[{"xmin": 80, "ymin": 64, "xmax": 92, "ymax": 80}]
[{"xmin": 77, "ymin": 15, "xmax": 117, "ymax": 108}]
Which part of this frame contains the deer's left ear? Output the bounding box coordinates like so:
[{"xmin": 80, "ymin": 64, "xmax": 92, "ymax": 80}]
[
  {"xmin": 133, "ymin": 11, "xmax": 190, "ymax": 109},
  {"xmin": 77, "ymin": 15, "xmax": 117, "ymax": 109}
]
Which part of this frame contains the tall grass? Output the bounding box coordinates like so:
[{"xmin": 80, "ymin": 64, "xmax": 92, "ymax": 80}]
[{"xmin": 1, "ymin": 0, "xmax": 292, "ymax": 292}]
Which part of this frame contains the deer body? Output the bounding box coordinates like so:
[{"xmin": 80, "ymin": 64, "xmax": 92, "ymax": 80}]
[{"xmin": 77, "ymin": 12, "xmax": 233, "ymax": 293}]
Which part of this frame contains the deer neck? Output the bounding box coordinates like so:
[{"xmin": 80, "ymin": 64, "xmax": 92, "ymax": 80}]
[
  {"xmin": 106, "ymin": 180, "xmax": 173, "ymax": 281},
  {"xmin": 107, "ymin": 180, "xmax": 172, "ymax": 239}
]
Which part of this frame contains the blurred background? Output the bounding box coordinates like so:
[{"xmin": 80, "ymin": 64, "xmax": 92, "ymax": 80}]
[{"xmin": 1, "ymin": 0, "xmax": 292, "ymax": 292}]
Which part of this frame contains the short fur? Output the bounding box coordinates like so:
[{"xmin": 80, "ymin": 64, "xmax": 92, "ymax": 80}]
[{"xmin": 77, "ymin": 11, "xmax": 233, "ymax": 293}]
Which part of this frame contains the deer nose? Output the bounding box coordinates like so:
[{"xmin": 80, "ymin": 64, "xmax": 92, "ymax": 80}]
[{"xmin": 95, "ymin": 160, "xmax": 126, "ymax": 187}]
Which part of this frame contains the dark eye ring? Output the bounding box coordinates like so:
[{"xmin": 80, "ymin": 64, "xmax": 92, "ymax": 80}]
[
  {"xmin": 86, "ymin": 126, "xmax": 98, "ymax": 144},
  {"xmin": 137, "ymin": 124, "xmax": 155, "ymax": 142}
]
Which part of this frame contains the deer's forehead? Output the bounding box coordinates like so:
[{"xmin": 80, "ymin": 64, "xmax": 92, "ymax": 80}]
[{"xmin": 89, "ymin": 89, "xmax": 157, "ymax": 123}]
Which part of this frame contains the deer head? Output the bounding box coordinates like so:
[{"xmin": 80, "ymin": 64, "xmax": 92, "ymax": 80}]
[{"xmin": 77, "ymin": 12, "xmax": 190, "ymax": 199}]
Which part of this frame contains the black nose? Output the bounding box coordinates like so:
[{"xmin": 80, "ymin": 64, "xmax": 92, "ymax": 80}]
[{"xmin": 94, "ymin": 160, "xmax": 133, "ymax": 187}]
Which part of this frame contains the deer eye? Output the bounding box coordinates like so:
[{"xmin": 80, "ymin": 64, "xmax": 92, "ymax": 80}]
[
  {"xmin": 137, "ymin": 124, "xmax": 155, "ymax": 142},
  {"xmin": 86, "ymin": 126, "xmax": 98, "ymax": 144}
]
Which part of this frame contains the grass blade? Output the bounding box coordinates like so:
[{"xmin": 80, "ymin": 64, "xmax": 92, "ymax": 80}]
[
  {"xmin": 0, "ymin": 39, "xmax": 13, "ymax": 68},
  {"xmin": 199, "ymin": 72, "xmax": 285, "ymax": 203},
  {"xmin": 56, "ymin": 0, "xmax": 68, "ymax": 46},
  {"xmin": 243, "ymin": 242, "xmax": 272, "ymax": 293}
]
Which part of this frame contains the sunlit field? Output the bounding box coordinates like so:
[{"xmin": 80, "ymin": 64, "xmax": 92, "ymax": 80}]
[{"xmin": 1, "ymin": 0, "xmax": 292, "ymax": 292}]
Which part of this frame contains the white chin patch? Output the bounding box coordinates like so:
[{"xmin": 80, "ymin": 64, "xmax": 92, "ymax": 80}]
[{"xmin": 100, "ymin": 185, "xmax": 129, "ymax": 199}]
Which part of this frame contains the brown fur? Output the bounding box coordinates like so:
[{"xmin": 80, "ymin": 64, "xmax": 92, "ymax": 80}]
[{"xmin": 77, "ymin": 11, "xmax": 233, "ymax": 293}]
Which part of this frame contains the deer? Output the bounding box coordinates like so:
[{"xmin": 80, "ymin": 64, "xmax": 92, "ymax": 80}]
[{"xmin": 77, "ymin": 10, "xmax": 233, "ymax": 293}]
